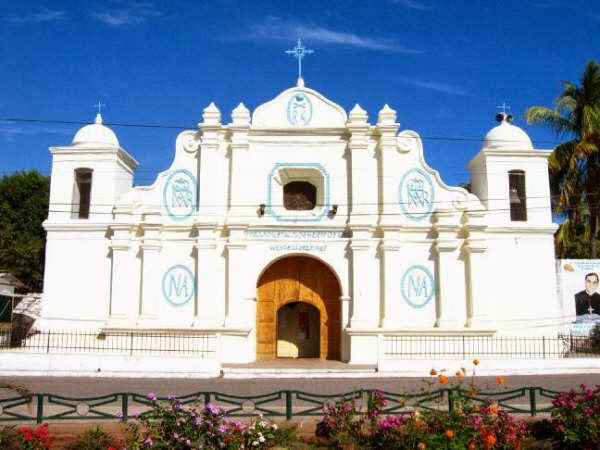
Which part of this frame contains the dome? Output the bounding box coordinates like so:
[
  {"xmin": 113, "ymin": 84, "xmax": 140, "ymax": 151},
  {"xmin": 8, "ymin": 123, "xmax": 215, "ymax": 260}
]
[
  {"xmin": 482, "ymin": 113, "xmax": 533, "ymax": 151},
  {"xmin": 72, "ymin": 113, "xmax": 120, "ymax": 148}
]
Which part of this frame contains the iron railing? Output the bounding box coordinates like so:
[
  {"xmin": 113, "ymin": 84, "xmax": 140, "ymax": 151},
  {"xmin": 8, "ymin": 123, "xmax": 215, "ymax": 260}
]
[
  {"xmin": 0, "ymin": 330, "xmax": 217, "ymax": 357},
  {"xmin": 0, "ymin": 387, "xmax": 562, "ymax": 424},
  {"xmin": 382, "ymin": 334, "xmax": 599, "ymax": 359}
]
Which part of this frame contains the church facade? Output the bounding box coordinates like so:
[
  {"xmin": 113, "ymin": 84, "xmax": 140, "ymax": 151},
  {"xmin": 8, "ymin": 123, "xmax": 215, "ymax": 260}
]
[{"xmin": 40, "ymin": 79, "xmax": 565, "ymax": 364}]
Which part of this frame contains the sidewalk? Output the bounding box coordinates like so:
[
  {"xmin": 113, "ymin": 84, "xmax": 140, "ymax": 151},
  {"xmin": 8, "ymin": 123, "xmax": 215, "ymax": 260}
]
[{"xmin": 221, "ymin": 357, "xmax": 600, "ymax": 378}]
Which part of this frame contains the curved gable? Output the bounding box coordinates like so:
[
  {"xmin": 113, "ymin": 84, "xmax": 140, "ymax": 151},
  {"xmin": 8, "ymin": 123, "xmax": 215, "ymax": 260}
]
[{"xmin": 252, "ymin": 85, "xmax": 347, "ymax": 129}]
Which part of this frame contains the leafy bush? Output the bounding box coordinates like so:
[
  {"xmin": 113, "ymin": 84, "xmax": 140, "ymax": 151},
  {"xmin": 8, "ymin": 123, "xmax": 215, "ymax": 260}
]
[
  {"xmin": 0, "ymin": 425, "xmax": 23, "ymax": 450},
  {"xmin": 15, "ymin": 423, "xmax": 53, "ymax": 449},
  {"xmin": 66, "ymin": 426, "xmax": 118, "ymax": 450},
  {"xmin": 551, "ymin": 383, "xmax": 600, "ymax": 449},
  {"xmin": 125, "ymin": 393, "xmax": 277, "ymax": 449},
  {"xmin": 316, "ymin": 361, "xmax": 529, "ymax": 449}
]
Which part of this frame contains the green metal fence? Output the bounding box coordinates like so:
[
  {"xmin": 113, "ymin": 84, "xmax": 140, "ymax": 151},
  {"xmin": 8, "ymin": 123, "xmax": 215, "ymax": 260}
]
[{"xmin": 0, "ymin": 387, "xmax": 560, "ymax": 424}]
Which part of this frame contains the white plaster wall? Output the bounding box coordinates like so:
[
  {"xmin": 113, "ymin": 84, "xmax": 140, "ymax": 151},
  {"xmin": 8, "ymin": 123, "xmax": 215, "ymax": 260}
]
[
  {"xmin": 41, "ymin": 230, "xmax": 110, "ymax": 329},
  {"xmin": 480, "ymin": 233, "xmax": 559, "ymax": 335}
]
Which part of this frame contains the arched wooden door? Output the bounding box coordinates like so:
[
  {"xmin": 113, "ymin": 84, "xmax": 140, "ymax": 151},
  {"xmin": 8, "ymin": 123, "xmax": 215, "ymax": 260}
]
[{"xmin": 256, "ymin": 256, "xmax": 341, "ymax": 360}]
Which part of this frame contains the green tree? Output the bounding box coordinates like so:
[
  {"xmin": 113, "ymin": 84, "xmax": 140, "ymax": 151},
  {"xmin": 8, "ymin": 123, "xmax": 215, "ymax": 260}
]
[
  {"xmin": 0, "ymin": 170, "xmax": 49, "ymax": 291},
  {"xmin": 525, "ymin": 60, "xmax": 600, "ymax": 258}
]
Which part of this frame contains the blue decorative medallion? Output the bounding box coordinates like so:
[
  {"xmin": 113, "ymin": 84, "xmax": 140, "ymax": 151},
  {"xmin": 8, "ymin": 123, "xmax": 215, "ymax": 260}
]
[
  {"xmin": 401, "ymin": 265, "xmax": 435, "ymax": 309},
  {"xmin": 162, "ymin": 265, "xmax": 195, "ymax": 306},
  {"xmin": 163, "ymin": 169, "xmax": 197, "ymax": 221},
  {"xmin": 399, "ymin": 168, "xmax": 435, "ymax": 220},
  {"xmin": 286, "ymin": 92, "xmax": 312, "ymax": 126}
]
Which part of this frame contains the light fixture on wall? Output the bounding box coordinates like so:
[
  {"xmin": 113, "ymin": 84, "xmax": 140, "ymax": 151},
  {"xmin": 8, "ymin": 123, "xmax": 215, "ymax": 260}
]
[
  {"xmin": 258, "ymin": 203, "xmax": 266, "ymax": 217},
  {"xmin": 509, "ymin": 187, "xmax": 521, "ymax": 205},
  {"xmin": 327, "ymin": 204, "xmax": 338, "ymax": 218}
]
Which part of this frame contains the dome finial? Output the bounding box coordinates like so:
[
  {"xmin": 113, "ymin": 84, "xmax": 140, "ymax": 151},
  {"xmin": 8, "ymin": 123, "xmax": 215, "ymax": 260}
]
[
  {"xmin": 95, "ymin": 113, "xmax": 103, "ymax": 124},
  {"xmin": 495, "ymin": 102, "xmax": 513, "ymax": 123}
]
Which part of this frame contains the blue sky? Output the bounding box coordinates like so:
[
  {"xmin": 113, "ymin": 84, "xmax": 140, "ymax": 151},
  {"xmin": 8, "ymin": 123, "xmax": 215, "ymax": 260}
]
[{"xmin": 1, "ymin": 0, "xmax": 598, "ymax": 186}]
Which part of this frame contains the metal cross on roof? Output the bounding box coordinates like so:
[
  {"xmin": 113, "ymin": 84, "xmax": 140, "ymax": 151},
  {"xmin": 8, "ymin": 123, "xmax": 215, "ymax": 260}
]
[
  {"xmin": 94, "ymin": 101, "xmax": 106, "ymax": 114},
  {"xmin": 496, "ymin": 102, "xmax": 511, "ymax": 114},
  {"xmin": 285, "ymin": 39, "xmax": 313, "ymax": 80}
]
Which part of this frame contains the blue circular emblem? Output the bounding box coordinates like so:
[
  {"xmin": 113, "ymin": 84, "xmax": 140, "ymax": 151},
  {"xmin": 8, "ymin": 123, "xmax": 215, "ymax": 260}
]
[
  {"xmin": 401, "ymin": 265, "xmax": 435, "ymax": 309},
  {"xmin": 163, "ymin": 169, "xmax": 197, "ymax": 221},
  {"xmin": 286, "ymin": 92, "xmax": 312, "ymax": 126},
  {"xmin": 162, "ymin": 265, "xmax": 195, "ymax": 306},
  {"xmin": 399, "ymin": 168, "xmax": 435, "ymax": 221}
]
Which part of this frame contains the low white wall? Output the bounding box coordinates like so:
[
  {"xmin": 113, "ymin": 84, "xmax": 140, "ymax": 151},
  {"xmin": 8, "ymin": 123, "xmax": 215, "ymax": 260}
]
[{"xmin": 0, "ymin": 352, "xmax": 220, "ymax": 378}]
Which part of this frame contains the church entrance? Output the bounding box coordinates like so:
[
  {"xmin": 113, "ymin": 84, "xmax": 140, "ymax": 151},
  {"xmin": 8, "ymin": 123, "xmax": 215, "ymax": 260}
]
[{"xmin": 256, "ymin": 256, "xmax": 341, "ymax": 360}]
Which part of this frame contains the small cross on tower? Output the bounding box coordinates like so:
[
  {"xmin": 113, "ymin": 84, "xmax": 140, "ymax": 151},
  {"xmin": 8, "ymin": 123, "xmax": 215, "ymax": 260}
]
[
  {"xmin": 285, "ymin": 39, "xmax": 313, "ymax": 83},
  {"xmin": 496, "ymin": 102, "xmax": 511, "ymax": 115},
  {"xmin": 94, "ymin": 101, "xmax": 106, "ymax": 114}
]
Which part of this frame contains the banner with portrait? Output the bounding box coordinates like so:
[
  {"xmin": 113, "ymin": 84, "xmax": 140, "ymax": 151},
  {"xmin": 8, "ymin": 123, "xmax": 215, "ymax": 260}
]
[{"xmin": 557, "ymin": 259, "xmax": 600, "ymax": 336}]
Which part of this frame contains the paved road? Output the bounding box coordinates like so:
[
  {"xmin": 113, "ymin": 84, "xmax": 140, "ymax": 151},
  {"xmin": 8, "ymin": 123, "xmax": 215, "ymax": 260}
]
[{"xmin": 3, "ymin": 373, "xmax": 600, "ymax": 397}]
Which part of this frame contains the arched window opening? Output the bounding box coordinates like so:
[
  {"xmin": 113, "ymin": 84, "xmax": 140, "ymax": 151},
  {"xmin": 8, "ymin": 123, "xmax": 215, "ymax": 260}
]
[
  {"xmin": 284, "ymin": 181, "xmax": 316, "ymax": 210},
  {"xmin": 508, "ymin": 170, "xmax": 527, "ymax": 221},
  {"xmin": 73, "ymin": 168, "xmax": 93, "ymax": 219}
]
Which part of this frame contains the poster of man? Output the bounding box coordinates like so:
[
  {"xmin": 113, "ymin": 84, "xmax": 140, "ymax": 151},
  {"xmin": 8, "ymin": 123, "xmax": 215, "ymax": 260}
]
[
  {"xmin": 574, "ymin": 272, "xmax": 600, "ymax": 316},
  {"xmin": 558, "ymin": 260, "xmax": 600, "ymax": 336}
]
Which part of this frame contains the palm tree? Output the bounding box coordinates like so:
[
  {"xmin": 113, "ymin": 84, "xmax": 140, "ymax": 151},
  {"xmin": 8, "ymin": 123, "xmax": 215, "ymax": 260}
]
[{"xmin": 526, "ymin": 60, "xmax": 600, "ymax": 257}]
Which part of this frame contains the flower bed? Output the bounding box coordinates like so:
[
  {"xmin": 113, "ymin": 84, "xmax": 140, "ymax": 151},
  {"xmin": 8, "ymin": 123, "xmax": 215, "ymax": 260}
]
[{"xmin": 1, "ymin": 363, "xmax": 599, "ymax": 449}]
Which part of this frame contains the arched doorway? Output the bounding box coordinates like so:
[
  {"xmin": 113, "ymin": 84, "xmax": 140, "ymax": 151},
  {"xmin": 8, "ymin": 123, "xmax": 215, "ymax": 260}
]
[
  {"xmin": 277, "ymin": 302, "xmax": 320, "ymax": 358},
  {"xmin": 256, "ymin": 256, "xmax": 341, "ymax": 360}
]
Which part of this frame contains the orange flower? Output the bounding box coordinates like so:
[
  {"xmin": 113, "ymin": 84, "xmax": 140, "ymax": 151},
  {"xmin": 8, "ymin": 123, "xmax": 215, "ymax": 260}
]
[
  {"xmin": 461, "ymin": 366, "xmax": 467, "ymax": 374},
  {"xmin": 473, "ymin": 359, "xmax": 479, "ymax": 366},
  {"xmin": 468, "ymin": 444, "xmax": 476, "ymax": 450},
  {"xmin": 474, "ymin": 405, "xmax": 480, "ymax": 412},
  {"xmin": 496, "ymin": 376, "xmax": 505, "ymax": 385},
  {"xmin": 445, "ymin": 429, "xmax": 454, "ymax": 438},
  {"xmin": 417, "ymin": 443, "xmax": 426, "ymax": 450},
  {"xmin": 486, "ymin": 434, "xmax": 497, "ymax": 445},
  {"xmin": 455, "ymin": 370, "xmax": 463, "ymax": 377},
  {"xmin": 430, "ymin": 368, "xmax": 438, "ymax": 376},
  {"xmin": 489, "ymin": 405, "xmax": 499, "ymax": 414},
  {"xmin": 438, "ymin": 374, "xmax": 449, "ymax": 384}
]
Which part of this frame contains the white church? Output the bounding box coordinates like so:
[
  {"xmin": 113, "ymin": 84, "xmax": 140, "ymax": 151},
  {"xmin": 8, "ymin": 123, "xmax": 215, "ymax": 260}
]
[{"xmin": 38, "ymin": 68, "xmax": 567, "ymax": 366}]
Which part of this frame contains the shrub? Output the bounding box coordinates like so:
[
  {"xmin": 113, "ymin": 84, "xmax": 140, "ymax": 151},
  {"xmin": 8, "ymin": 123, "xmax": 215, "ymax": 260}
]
[
  {"xmin": 317, "ymin": 361, "xmax": 529, "ymax": 449},
  {"xmin": 551, "ymin": 383, "xmax": 600, "ymax": 449},
  {"xmin": 66, "ymin": 426, "xmax": 119, "ymax": 450},
  {"xmin": 15, "ymin": 423, "xmax": 53, "ymax": 449},
  {"xmin": 0, "ymin": 425, "xmax": 22, "ymax": 450},
  {"xmin": 126, "ymin": 393, "xmax": 277, "ymax": 449}
]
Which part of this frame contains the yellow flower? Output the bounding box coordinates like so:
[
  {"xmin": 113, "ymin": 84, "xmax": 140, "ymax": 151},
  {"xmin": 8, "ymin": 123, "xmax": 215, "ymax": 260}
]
[
  {"xmin": 430, "ymin": 368, "xmax": 438, "ymax": 376},
  {"xmin": 455, "ymin": 371, "xmax": 463, "ymax": 377},
  {"xmin": 461, "ymin": 366, "xmax": 467, "ymax": 374},
  {"xmin": 473, "ymin": 359, "xmax": 480, "ymax": 366}
]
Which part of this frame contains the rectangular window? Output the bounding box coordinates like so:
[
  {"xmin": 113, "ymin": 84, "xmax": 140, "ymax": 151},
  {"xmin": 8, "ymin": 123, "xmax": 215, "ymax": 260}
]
[
  {"xmin": 73, "ymin": 168, "xmax": 93, "ymax": 219},
  {"xmin": 508, "ymin": 170, "xmax": 527, "ymax": 221}
]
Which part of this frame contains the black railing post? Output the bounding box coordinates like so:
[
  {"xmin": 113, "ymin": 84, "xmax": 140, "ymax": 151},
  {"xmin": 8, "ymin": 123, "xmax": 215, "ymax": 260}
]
[
  {"xmin": 285, "ymin": 391, "xmax": 292, "ymax": 421},
  {"xmin": 130, "ymin": 332, "xmax": 134, "ymax": 356},
  {"xmin": 121, "ymin": 393, "xmax": 129, "ymax": 422},
  {"xmin": 529, "ymin": 387, "xmax": 537, "ymax": 417},
  {"xmin": 36, "ymin": 394, "xmax": 44, "ymax": 424},
  {"xmin": 543, "ymin": 336, "xmax": 546, "ymax": 358},
  {"xmin": 447, "ymin": 389, "xmax": 454, "ymax": 412},
  {"xmin": 46, "ymin": 330, "xmax": 51, "ymax": 354}
]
